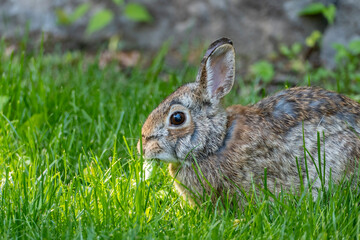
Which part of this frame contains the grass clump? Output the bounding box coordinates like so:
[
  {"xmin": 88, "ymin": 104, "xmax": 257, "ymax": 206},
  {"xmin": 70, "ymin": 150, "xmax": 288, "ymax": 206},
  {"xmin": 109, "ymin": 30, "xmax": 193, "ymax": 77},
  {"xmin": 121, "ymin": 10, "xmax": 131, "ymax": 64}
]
[{"xmin": 0, "ymin": 41, "xmax": 360, "ymax": 239}]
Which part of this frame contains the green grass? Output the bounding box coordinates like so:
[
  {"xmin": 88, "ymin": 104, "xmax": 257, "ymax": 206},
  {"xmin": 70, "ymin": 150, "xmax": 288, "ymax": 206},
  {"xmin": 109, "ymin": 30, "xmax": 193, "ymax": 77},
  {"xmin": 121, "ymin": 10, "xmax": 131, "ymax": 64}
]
[{"xmin": 0, "ymin": 40, "xmax": 360, "ymax": 239}]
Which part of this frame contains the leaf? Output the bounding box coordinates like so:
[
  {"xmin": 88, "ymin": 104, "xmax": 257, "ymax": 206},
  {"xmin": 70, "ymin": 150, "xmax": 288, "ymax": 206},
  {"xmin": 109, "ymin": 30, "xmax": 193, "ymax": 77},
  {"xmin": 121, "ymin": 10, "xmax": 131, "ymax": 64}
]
[
  {"xmin": 291, "ymin": 43, "xmax": 302, "ymax": 55},
  {"xmin": 86, "ymin": 9, "xmax": 114, "ymax": 35},
  {"xmin": 81, "ymin": 109, "xmax": 93, "ymax": 123},
  {"xmin": 99, "ymin": 50, "xmax": 141, "ymax": 69},
  {"xmin": 279, "ymin": 44, "xmax": 292, "ymax": 58},
  {"xmin": 108, "ymin": 35, "xmax": 120, "ymax": 52},
  {"xmin": 20, "ymin": 113, "xmax": 45, "ymax": 132},
  {"xmin": 299, "ymin": 3, "xmax": 325, "ymax": 15},
  {"xmin": 348, "ymin": 40, "xmax": 360, "ymax": 55},
  {"xmin": 250, "ymin": 61, "xmax": 274, "ymax": 83},
  {"xmin": 56, "ymin": 9, "xmax": 72, "ymax": 25},
  {"xmin": 0, "ymin": 95, "xmax": 9, "ymax": 112},
  {"xmin": 113, "ymin": 0, "xmax": 124, "ymax": 6},
  {"xmin": 305, "ymin": 30, "xmax": 322, "ymax": 47},
  {"xmin": 70, "ymin": 3, "xmax": 90, "ymax": 22},
  {"xmin": 55, "ymin": 4, "xmax": 90, "ymax": 26},
  {"xmin": 332, "ymin": 43, "xmax": 349, "ymax": 63},
  {"xmin": 124, "ymin": 3, "xmax": 152, "ymax": 22},
  {"xmin": 323, "ymin": 4, "xmax": 336, "ymax": 24}
]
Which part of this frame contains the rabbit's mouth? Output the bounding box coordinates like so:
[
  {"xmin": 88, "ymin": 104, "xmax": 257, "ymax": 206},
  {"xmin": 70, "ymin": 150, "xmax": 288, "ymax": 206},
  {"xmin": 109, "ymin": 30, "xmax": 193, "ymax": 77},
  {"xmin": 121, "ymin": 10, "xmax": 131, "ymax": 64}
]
[{"xmin": 137, "ymin": 140, "xmax": 179, "ymax": 163}]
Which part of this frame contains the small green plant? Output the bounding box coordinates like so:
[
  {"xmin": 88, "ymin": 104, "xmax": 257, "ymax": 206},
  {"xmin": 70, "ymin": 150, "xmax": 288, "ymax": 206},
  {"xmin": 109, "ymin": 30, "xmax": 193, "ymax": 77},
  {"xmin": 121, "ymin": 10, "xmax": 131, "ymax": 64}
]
[
  {"xmin": 250, "ymin": 60, "xmax": 274, "ymax": 83},
  {"xmin": 300, "ymin": 39, "xmax": 360, "ymax": 94},
  {"xmin": 56, "ymin": 3, "xmax": 90, "ymax": 25},
  {"xmin": 56, "ymin": 1, "xmax": 153, "ymax": 35},
  {"xmin": 299, "ymin": 2, "xmax": 337, "ymax": 24},
  {"xmin": 332, "ymin": 39, "xmax": 360, "ymax": 92},
  {"xmin": 86, "ymin": 9, "xmax": 114, "ymax": 35},
  {"xmin": 124, "ymin": 3, "xmax": 153, "ymax": 22},
  {"xmin": 278, "ymin": 43, "xmax": 306, "ymax": 73},
  {"xmin": 279, "ymin": 43, "xmax": 302, "ymax": 59},
  {"xmin": 305, "ymin": 30, "xmax": 322, "ymax": 48}
]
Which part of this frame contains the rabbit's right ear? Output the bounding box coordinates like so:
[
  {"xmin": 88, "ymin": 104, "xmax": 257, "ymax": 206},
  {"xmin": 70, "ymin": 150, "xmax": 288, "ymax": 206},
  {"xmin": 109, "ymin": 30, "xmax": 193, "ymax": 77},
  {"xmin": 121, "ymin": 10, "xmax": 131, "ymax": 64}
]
[{"xmin": 196, "ymin": 38, "xmax": 235, "ymax": 101}]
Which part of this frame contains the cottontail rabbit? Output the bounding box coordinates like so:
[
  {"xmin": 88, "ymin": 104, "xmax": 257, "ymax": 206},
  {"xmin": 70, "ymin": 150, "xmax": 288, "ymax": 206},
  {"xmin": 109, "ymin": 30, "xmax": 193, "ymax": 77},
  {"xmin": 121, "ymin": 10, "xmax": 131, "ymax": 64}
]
[{"xmin": 138, "ymin": 38, "xmax": 360, "ymax": 205}]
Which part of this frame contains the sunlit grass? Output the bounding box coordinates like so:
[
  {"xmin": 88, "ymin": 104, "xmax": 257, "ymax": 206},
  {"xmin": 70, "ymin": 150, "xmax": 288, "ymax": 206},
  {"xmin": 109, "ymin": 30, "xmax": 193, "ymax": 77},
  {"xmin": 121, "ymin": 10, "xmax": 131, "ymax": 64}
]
[{"xmin": 0, "ymin": 41, "xmax": 360, "ymax": 239}]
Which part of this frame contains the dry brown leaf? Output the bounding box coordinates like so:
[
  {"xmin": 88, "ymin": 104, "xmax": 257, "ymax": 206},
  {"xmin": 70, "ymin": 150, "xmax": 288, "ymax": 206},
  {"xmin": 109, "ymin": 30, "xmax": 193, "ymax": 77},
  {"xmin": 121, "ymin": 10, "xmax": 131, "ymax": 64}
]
[{"xmin": 99, "ymin": 50, "xmax": 141, "ymax": 69}]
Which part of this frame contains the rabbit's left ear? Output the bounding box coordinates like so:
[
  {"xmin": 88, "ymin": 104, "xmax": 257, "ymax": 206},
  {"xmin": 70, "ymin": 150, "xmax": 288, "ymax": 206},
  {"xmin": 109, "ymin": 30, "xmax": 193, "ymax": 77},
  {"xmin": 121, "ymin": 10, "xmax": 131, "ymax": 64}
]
[{"xmin": 196, "ymin": 38, "xmax": 235, "ymax": 100}]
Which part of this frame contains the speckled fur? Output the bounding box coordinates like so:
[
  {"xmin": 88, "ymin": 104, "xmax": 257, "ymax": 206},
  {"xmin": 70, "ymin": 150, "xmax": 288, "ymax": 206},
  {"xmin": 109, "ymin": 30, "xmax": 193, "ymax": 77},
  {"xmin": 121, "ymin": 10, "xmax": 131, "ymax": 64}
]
[{"xmin": 138, "ymin": 38, "xmax": 360, "ymax": 206}]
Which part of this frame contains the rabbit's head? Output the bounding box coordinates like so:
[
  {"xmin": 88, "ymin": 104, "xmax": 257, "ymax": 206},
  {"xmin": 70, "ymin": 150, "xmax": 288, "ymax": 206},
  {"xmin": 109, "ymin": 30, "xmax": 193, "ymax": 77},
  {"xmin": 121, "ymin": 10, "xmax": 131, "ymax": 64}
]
[{"xmin": 138, "ymin": 38, "xmax": 235, "ymax": 163}]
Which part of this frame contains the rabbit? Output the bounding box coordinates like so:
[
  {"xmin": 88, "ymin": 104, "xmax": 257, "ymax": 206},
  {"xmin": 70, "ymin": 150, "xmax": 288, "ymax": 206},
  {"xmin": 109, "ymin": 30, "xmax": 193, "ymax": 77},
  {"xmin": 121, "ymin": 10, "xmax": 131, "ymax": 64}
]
[{"xmin": 137, "ymin": 37, "xmax": 360, "ymax": 206}]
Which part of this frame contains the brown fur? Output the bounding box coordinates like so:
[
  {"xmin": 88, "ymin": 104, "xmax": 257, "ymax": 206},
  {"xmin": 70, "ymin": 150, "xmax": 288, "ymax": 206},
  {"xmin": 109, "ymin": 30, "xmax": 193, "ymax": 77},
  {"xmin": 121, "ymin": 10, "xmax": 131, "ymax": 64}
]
[{"xmin": 138, "ymin": 38, "xmax": 360, "ymax": 206}]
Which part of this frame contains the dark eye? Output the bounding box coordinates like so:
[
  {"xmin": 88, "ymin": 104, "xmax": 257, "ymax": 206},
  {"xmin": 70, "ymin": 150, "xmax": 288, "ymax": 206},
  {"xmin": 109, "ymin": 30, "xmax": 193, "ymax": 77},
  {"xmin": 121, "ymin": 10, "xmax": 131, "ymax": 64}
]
[{"xmin": 170, "ymin": 111, "xmax": 186, "ymax": 126}]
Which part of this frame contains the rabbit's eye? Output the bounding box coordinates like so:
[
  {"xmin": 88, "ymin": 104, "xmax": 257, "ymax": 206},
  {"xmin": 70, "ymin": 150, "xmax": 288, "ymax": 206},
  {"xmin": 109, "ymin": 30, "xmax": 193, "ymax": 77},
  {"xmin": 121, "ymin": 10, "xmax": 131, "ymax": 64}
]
[{"xmin": 170, "ymin": 112, "xmax": 186, "ymax": 126}]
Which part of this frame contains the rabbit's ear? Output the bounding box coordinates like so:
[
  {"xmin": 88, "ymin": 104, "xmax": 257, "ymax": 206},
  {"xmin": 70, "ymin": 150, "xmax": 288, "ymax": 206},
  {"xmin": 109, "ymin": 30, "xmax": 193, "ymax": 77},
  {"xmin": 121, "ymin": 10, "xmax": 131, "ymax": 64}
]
[{"xmin": 196, "ymin": 38, "xmax": 235, "ymax": 100}]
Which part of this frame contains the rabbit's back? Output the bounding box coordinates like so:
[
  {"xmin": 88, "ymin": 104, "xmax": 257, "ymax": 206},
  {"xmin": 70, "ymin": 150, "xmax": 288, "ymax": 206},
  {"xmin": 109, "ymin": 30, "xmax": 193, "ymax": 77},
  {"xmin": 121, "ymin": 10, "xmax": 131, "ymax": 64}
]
[
  {"xmin": 222, "ymin": 87, "xmax": 360, "ymax": 194},
  {"xmin": 255, "ymin": 87, "xmax": 360, "ymax": 134}
]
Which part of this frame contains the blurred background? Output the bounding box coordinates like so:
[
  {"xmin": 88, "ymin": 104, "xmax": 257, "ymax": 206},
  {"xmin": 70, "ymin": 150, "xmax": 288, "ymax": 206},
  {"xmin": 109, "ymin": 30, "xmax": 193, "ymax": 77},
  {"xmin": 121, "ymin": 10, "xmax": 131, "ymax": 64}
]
[{"xmin": 1, "ymin": 0, "xmax": 359, "ymax": 69}]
